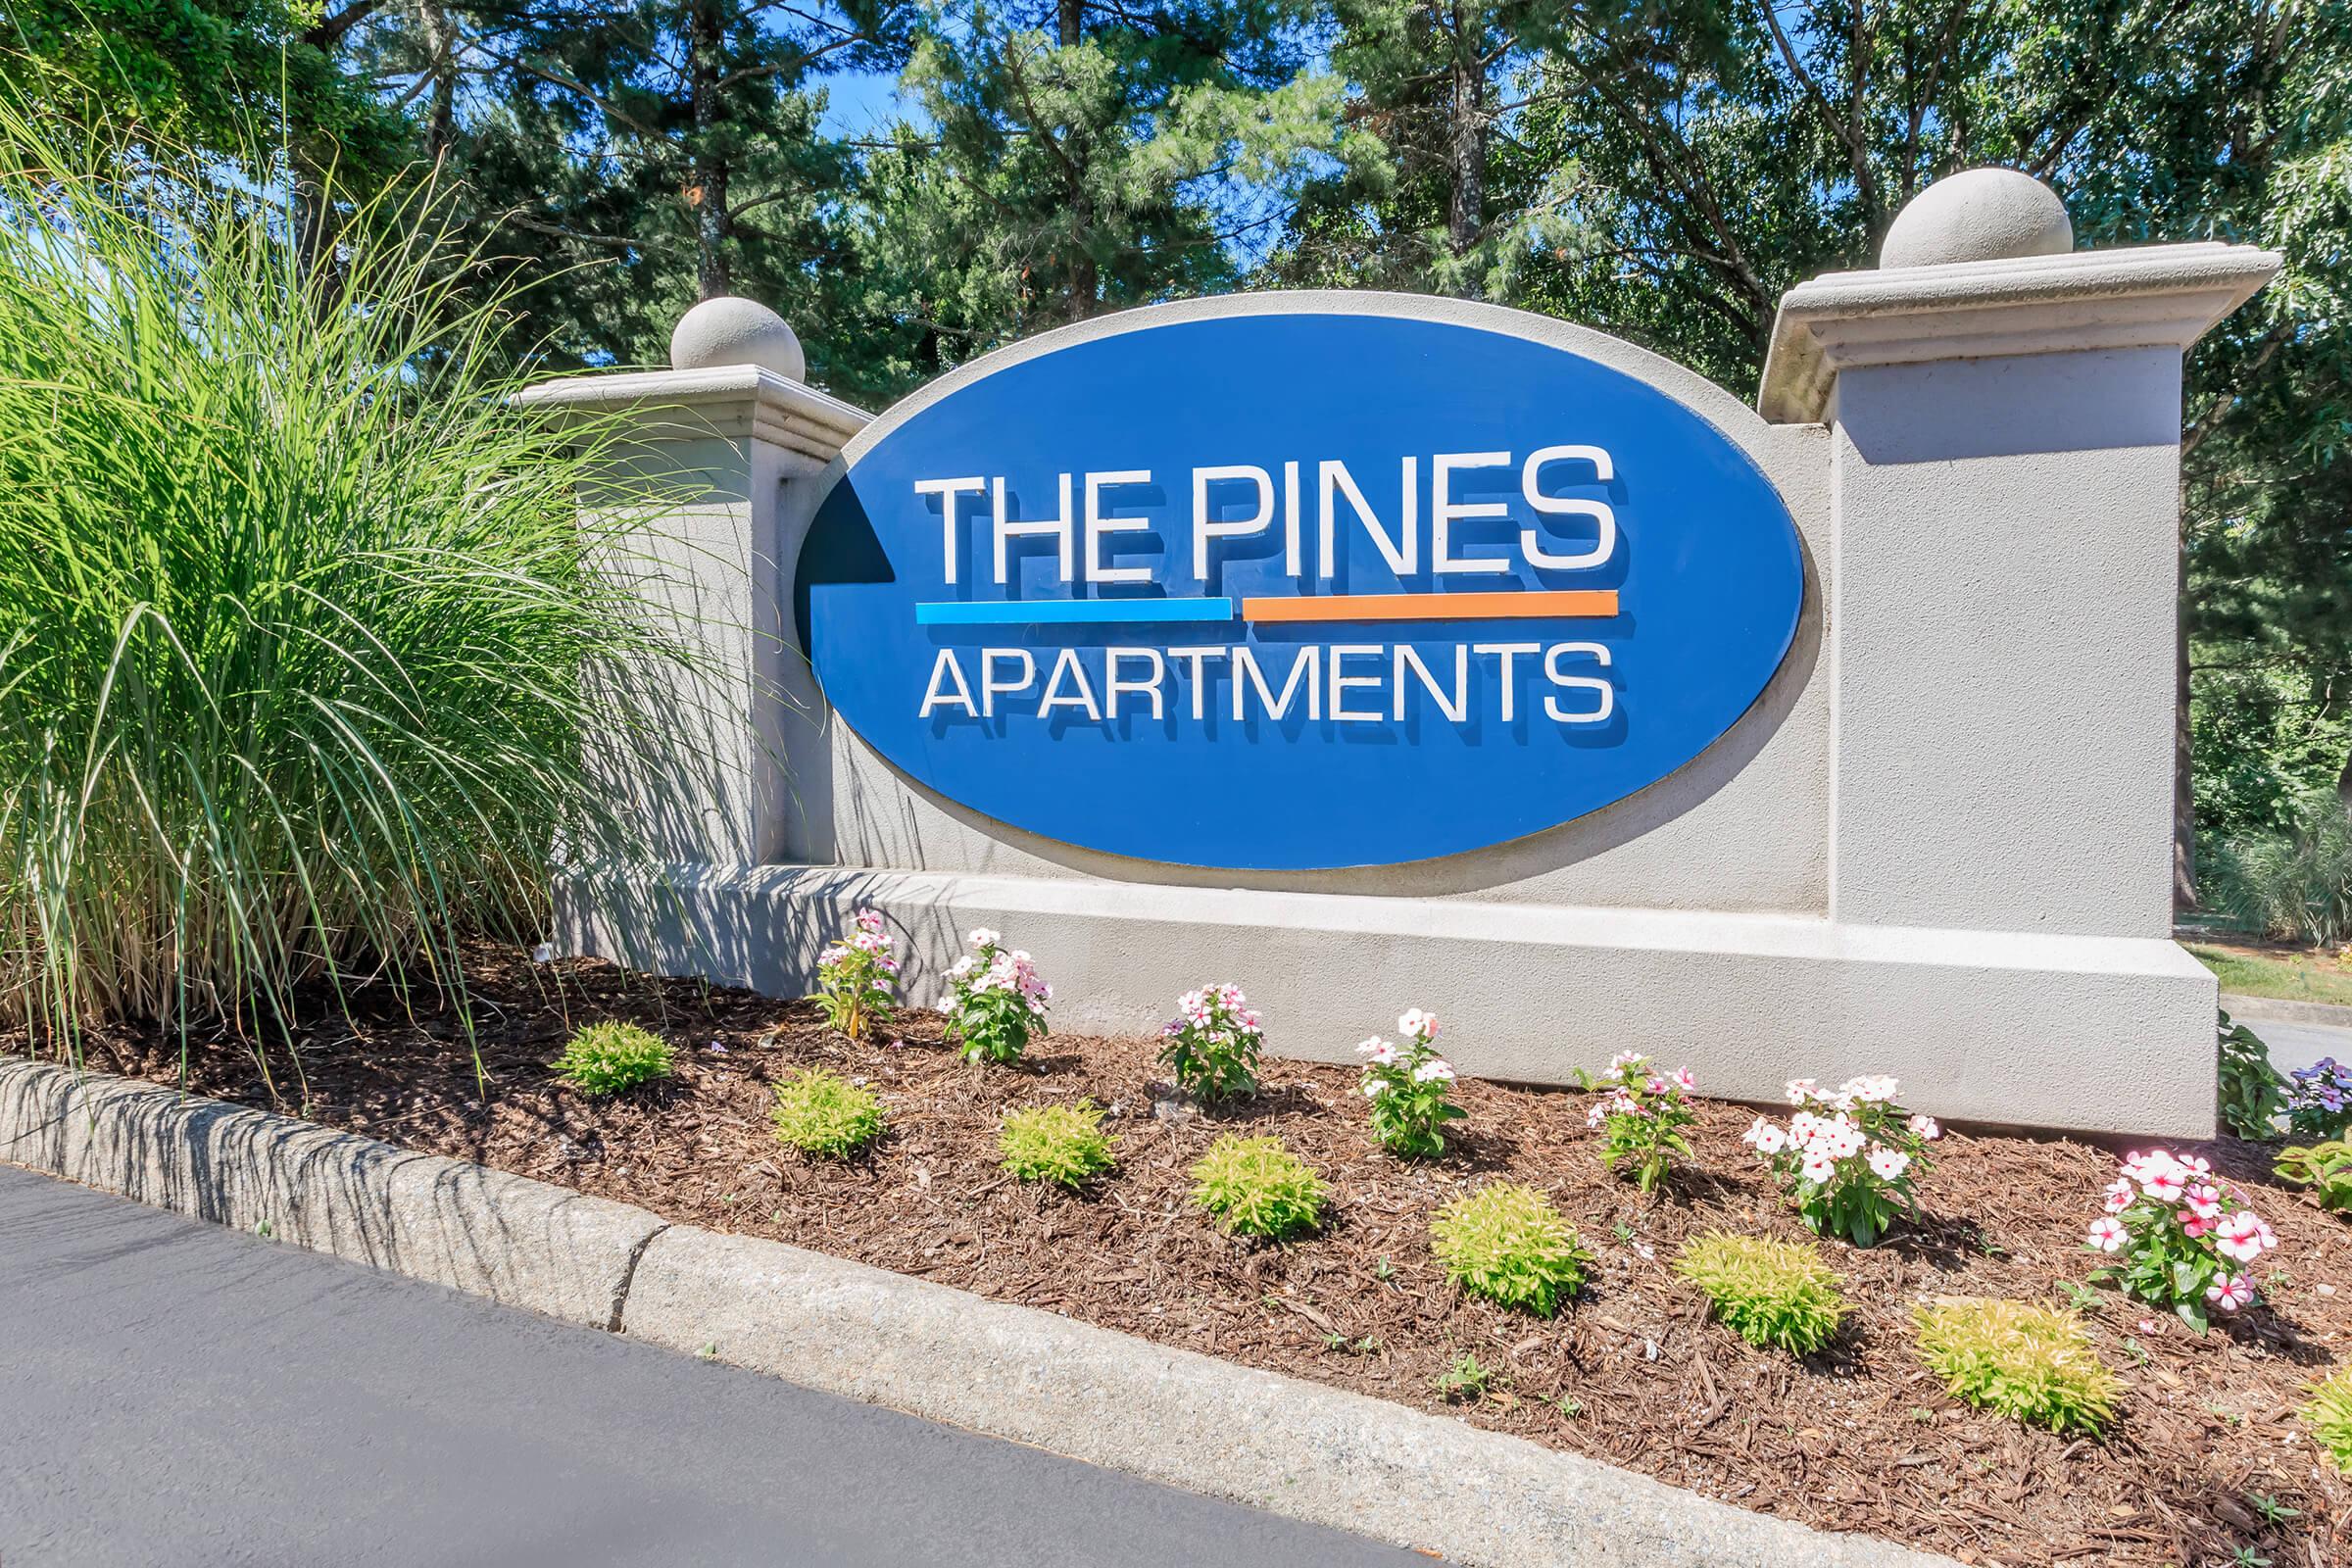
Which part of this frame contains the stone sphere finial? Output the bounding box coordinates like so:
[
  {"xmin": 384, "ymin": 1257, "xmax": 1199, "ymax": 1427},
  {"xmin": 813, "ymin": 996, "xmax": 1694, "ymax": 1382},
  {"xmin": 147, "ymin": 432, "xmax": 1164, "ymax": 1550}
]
[
  {"xmin": 669, "ymin": 295, "xmax": 807, "ymax": 381},
  {"xmin": 1878, "ymin": 168, "xmax": 2074, "ymax": 269}
]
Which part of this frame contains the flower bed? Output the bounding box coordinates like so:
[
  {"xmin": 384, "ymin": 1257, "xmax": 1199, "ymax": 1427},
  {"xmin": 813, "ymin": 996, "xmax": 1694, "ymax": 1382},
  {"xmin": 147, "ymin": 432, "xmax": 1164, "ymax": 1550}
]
[{"xmin": 63, "ymin": 943, "xmax": 2352, "ymax": 1567}]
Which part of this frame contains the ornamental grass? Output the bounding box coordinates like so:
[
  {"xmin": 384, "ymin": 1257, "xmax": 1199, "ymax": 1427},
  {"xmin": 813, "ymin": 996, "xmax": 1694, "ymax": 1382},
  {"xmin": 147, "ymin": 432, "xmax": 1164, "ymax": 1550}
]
[
  {"xmin": 1675, "ymin": 1231, "xmax": 1849, "ymax": 1354},
  {"xmin": 2306, "ymin": 1366, "xmax": 2352, "ymax": 1472},
  {"xmin": 0, "ymin": 93, "xmax": 703, "ymax": 1091},
  {"xmin": 1913, "ymin": 1298, "xmax": 2121, "ymax": 1437}
]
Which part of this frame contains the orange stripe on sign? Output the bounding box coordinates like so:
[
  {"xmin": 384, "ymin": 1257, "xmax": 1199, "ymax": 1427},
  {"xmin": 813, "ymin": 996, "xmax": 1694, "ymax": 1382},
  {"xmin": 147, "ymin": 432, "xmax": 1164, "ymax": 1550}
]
[{"xmin": 1241, "ymin": 589, "xmax": 1619, "ymax": 623}]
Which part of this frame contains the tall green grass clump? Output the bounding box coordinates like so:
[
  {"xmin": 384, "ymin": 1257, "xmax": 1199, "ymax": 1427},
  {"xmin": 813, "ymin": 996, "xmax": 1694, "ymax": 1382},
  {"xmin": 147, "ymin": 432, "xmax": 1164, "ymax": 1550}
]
[
  {"xmin": 0, "ymin": 94, "xmax": 701, "ymax": 1088},
  {"xmin": 2205, "ymin": 793, "xmax": 2352, "ymax": 948}
]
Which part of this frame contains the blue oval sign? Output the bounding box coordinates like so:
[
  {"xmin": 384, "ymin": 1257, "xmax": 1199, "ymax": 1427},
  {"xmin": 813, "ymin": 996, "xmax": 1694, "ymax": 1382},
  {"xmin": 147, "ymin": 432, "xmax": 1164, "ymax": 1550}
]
[{"xmin": 800, "ymin": 300, "xmax": 1803, "ymax": 870}]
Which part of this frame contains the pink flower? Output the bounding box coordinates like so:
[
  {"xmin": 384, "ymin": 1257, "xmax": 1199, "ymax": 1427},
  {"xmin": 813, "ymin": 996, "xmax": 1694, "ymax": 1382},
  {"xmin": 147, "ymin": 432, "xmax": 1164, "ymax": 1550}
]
[
  {"xmin": 1906, "ymin": 1113, "xmax": 1940, "ymax": 1142},
  {"xmin": 2102, "ymin": 1178, "xmax": 2134, "ymax": 1214},
  {"xmin": 2207, "ymin": 1272, "xmax": 2254, "ymax": 1313},
  {"xmin": 2085, "ymin": 1217, "xmax": 2127, "ymax": 1252},
  {"xmin": 2215, "ymin": 1210, "xmax": 2271, "ymax": 1263},
  {"xmin": 2139, "ymin": 1164, "xmax": 2187, "ymax": 1203},
  {"xmin": 1670, "ymin": 1067, "xmax": 1696, "ymax": 1093}
]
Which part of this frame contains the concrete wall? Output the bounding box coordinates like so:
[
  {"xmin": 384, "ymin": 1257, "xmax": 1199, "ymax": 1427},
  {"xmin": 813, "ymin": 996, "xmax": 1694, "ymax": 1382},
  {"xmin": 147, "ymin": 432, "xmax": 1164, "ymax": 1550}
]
[{"xmin": 527, "ymin": 232, "xmax": 2281, "ymax": 1138}]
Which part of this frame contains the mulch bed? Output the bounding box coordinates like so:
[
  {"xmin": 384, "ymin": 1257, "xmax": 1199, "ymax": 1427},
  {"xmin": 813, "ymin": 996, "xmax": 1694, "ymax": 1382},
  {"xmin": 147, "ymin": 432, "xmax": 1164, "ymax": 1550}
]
[{"xmin": 49, "ymin": 942, "xmax": 2352, "ymax": 1568}]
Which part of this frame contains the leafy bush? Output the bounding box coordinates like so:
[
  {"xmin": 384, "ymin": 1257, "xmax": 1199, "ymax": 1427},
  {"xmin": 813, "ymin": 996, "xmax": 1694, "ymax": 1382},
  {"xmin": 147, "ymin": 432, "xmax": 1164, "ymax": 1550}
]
[
  {"xmin": 940, "ymin": 928, "xmax": 1051, "ymax": 1065},
  {"xmin": 2286, "ymin": 1056, "xmax": 2352, "ymax": 1140},
  {"xmin": 1158, "ymin": 983, "xmax": 1264, "ymax": 1102},
  {"xmin": 770, "ymin": 1068, "xmax": 886, "ymax": 1157},
  {"xmin": 1356, "ymin": 1007, "xmax": 1462, "ymax": 1158},
  {"xmin": 2218, "ymin": 1008, "xmax": 2287, "ymax": 1139},
  {"xmin": 1744, "ymin": 1076, "xmax": 1939, "ymax": 1247},
  {"xmin": 999, "ymin": 1101, "xmax": 1115, "ymax": 1189},
  {"xmin": 814, "ymin": 909, "xmax": 898, "ymax": 1044},
  {"xmin": 2085, "ymin": 1149, "xmax": 2278, "ymax": 1331},
  {"xmin": 1190, "ymin": 1134, "xmax": 1326, "ymax": 1238},
  {"xmin": 0, "ymin": 98, "xmax": 698, "ymax": 1077},
  {"xmin": 1675, "ymin": 1231, "xmax": 1849, "ymax": 1354},
  {"xmin": 1913, "ymin": 1299, "xmax": 2121, "ymax": 1437},
  {"xmin": 1590, "ymin": 1050, "xmax": 1698, "ymax": 1193},
  {"xmin": 2277, "ymin": 1138, "xmax": 2352, "ymax": 1211},
  {"xmin": 551, "ymin": 1022, "xmax": 674, "ymax": 1096},
  {"xmin": 1429, "ymin": 1182, "xmax": 1591, "ymax": 1317},
  {"xmin": 2206, "ymin": 794, "xmax": 2352, "ymax": 948},
  {"xmin": 2304, "ymin": 1367, "xmax": 2352, "ymax": 1472}
]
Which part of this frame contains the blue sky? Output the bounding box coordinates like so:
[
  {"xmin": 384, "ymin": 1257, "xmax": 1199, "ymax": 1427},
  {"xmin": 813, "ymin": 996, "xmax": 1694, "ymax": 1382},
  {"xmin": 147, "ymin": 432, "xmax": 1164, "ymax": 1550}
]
[{"xmin": 818, "ymin": 69, "xmax": 916, "ymax": 136}]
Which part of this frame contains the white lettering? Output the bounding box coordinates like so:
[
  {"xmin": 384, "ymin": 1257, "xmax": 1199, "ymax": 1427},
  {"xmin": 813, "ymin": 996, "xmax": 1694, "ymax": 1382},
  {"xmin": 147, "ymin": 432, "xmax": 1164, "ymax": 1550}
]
[
  {"xmin": 1328, "ymin": 644, "xmax": 1383, "ymax": 721},
  {"xmin": 1544, "ymin": 641, "xmax": 1614, "ymax": 723},
  {"xmin": 1431, "ymin": 452, "xmax": 1512, "ymax": 574},
  {"xmin": 1169, "ymin": 646, "xmax": 1231, "ymax": 720},
  {"xmin": 1473, "ymin": 641, "xmax": 1541, "ymax": 722},
  {"xmin": 994, "ymin": 475, "xmax": 1074, "ymax": 584},
  {"xmin": 1232, "ymin": 645, "xmax": 1321, "ymax": 721},
  {"xmin": 914, "ymin": 476, "xmax": 985, "ymax": 585},
  {"xmin": 1104, "ymin": 647, "xmax": 1166, "ymax": 718},
  {"xmin": 981, "ymin": 648, "xmax": 1037, "ymax": 716},
  {"xmin": 1521, "ymin": 446, "xmax": 1616, "ymax": 569},
  {"xmin": 1318, "ymin": 460, "xmax": 1416, "ymax": 576},
  {"xmin": 1192, "ymin": 466, "xmax": 1274, "ymax": 580},
  {"xmin": 1085, "ymin": 469, "xmax": 1153, "ymax": 583},
  {"xmin": 1038, "ymin": 647, "xmax": 1103, "ymax": 720},
  {"xmin": 918, "ymin": 649, "xmax": 977, "ymax": 717},
  {"xmin": 1394, "ymin": 644, "xmax": 1468, "ymax": 722}
]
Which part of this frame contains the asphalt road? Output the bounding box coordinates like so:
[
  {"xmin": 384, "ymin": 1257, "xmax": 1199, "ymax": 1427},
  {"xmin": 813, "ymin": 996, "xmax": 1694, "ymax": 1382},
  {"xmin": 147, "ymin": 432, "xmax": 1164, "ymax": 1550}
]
[{"xmin": 0, "ymin": 1163, "xmax": 1422, "ymax": 1567}]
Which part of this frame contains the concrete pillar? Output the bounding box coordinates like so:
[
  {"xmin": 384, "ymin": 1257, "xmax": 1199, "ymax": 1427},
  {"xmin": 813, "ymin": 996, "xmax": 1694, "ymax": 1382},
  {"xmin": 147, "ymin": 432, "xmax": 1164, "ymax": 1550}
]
[
  {"xmin": 515, "ymin": 299, "xmax": 870, "ymax": 865},
  {"xmin": 1759, "ymin": 172, "xmax": 2278, "ymax": 942}
]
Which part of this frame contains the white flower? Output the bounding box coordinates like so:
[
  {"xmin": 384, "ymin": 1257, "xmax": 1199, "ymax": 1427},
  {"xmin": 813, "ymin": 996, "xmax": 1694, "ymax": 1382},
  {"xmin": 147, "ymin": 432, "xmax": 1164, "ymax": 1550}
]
[
  {"xmin": 1362, "ymin": 1078, "xmax": 1388, "ymax": 1098},
  {"xmin": 1798, "ymin": 1152, "xmax": 1837, "ymax": 1185},
  {"xmin": 1906, "ymin": 1113, "xmax": 1940, "ymax": 1141},
  {"xmin": 967, "ymin": 927, "xmax": 1001, "ymax": 949},
  {"xmin": 1752, "ymin": 1124, "xmax": 1788, "ymax": 1156},
  {"xmin": 2085, "ymin": 1217, "xmax": 2127, "ymax": 1252},
  {"xmin": 1866, "ymin": 1147, "xmax": 1908, "ymax": 1181},
  {"xmin": 1412, "ymin": 1059, "xmax": 1454, "ymax": 1084},
  {"xmin": 1785, "ymin": 1078, "xmax": 1820, "ymax": 1105}
]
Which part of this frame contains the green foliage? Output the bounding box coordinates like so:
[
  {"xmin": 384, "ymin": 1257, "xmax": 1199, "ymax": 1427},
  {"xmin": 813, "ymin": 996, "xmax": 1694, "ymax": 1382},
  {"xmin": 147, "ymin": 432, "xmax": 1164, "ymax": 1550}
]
[
  {"xmin": 2219, "ymin": 1009, "xmax": 2288, "ymax": 1139},
  {"xmin": 2206, "ymin": 795, "xmax": 2352, "ymax": 948},
  {"xmin": 552, "ymin": 1022, "xmax": 675, "ymax": 1096},
  {"xmin": 1675, "ymin": 1231, "xmax": 1849, "ymax": 1355},
  {"xmin": 2192, "ymin": 666, "xmax": 2352, "ymax": 845},
  {"xmin": 2304, "ymin": 1368, "xmax": 2352, "ymax": 1471},
  {"xmin": 943, "ymin": 932, "xmax": 1051, "ymax": 1065},
  {"xmin": 1158, "ymin": 984, "xmax": 1264, "ymax": 1102},
  {"xmin": 1913, "ymin": 1299, "xmax": 2122, "ymax": 1438},
  {"xmin": 0, "ymin": 100, "xmax": 699, "ymax": 1083},
  {"xmin": 770, "ymin": 1068, "xmax": 886, "ymax": 1158},
  {"xmin": 1429, "ymin": 1182, "xmax": 1591, "ymax": 1318},
  {"xmin": 1591, "ymin": 1052, "xmax": 1697, "ymax": 1193},
  {"xmin": 814, "ymin": 910, "xmax": 898, "ymax": 1045},
  {"xmin": 1357, "ymin": 1009, "xmax": 1462, "ymax": 1158},
  {"xmin": 999, "ymin": 1101, "xmax": 1115, "ymax": 1190},
  {"xmin": 1189, "ymin": 1134, "xmax": 1327, "ymax": 1239},
  {"xmin": 1433, "ymin": 1353, "xmax": 1493, "ymax": 1402},
  {"xmin": 2278, "ymin": 1139, "xmax": 2352, "ymax": 1212}
]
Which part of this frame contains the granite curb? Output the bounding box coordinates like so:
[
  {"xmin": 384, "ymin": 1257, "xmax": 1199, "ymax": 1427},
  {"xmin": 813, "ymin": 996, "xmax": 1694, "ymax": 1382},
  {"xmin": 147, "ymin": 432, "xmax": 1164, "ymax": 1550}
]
[{"xmin": 0, "ymin": 1056, "xmax": 1956, "ymax": 1567}]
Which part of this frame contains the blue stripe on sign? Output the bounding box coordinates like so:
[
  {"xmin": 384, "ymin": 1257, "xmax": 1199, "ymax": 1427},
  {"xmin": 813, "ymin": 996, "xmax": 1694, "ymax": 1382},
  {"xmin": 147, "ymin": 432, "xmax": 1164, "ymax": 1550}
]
[{"xmin": 915, "ymin": 598, "xmax": 1237, "ymax": 625}]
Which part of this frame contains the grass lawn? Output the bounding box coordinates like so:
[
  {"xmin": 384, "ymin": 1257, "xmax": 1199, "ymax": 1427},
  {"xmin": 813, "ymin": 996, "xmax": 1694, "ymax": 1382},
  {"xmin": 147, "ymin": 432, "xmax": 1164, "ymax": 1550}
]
[{"xmin": 2186, "ymin": 938, "xmax": 2352, "ymax": 1006}]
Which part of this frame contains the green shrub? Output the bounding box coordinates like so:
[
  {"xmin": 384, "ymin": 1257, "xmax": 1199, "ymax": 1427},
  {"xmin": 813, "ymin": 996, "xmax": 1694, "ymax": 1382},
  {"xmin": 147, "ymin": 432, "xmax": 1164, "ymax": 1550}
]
[
  {"xmin": 2278, "ymin": 1138, "xmax": 2352, "ymax": 1211},
  {"xmin": 551, "ymin": 1022, "xmax": 674, "ymax": 1096},
  {"xmin": 1190, "ymin": 1134, "xmax": 1327, "ymax": 1238},
  {"xmin": 2303, "ymin": 1367, "xmax": 2352, "ymax": 1471},
  {"xmin": 1675, "ymin": 1231, "xmax": 1849, "ymax": 1354},
  {"xmin": 0, "ymin": 96, "xmax": 697, "ymax": 1076},
  {"xmin": 1912, "ymin": 1299, "xmax": 2121, "ymax": 1437},
  {"xmin": 999, "ymin": 1101, "xmax": 1115, "ymax": 1189},
  {"xmin": 2218, "ymin": 1008, "xmax": 2288, "ymax": 1139},
  {"xmin": 1429, "ymin": 1182, "xmax": 1591, "ymax": 1317},
  {"xmin": 2206, "ymin": 795, "xmax": 2352, "ymax": 948},
  {"xmin": 770, "ymin": 1068, "xmax": 886, "ymax": 1157}
]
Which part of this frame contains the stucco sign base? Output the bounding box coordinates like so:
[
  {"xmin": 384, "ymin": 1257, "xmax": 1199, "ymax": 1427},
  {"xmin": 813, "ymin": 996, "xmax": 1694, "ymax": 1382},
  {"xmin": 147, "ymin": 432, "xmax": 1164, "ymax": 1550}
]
[{"xmin": 558, "ymin": 864, "xmax": 2216, "ymax": 1137}]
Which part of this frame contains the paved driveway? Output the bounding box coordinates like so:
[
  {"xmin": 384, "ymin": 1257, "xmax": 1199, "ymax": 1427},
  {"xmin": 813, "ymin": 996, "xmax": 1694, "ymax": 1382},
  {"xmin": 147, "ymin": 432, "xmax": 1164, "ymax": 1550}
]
[{"xmin": 0, "ymin": 1163, "xmax": 1420, "ymax": 1567}]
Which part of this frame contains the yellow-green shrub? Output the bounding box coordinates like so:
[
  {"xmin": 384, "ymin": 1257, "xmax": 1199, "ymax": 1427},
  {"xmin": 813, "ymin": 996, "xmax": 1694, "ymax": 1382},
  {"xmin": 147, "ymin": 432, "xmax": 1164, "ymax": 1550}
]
[
  {"xmin": 1676, "ymin": 1231, "xmax": 1849, "ymax": 1354},
  {"xmin": 770, "ymin": 1068, "xmax": 885, "ymax": 1158},
  {"xmin": 1913, "ymin": 1299, "xmax": 2121, "ymax": 1437},
  {"xmin": 1000, "ymin": 1102, "xmax": 1115, "ymax": 1189},
  {"xmin": 1429, "ymin": 1182, "xmax": 1591, "ymax": 1317},
  {"xmin": 2304, "ymin": 1366, "xmax": 2352, "ymax": 1471},
  {"xmin": 551, "ymin": 1021, "xmax": 674, "ymax": 1096},
  {"xmin": 1190, "ymin": 1135, "xmax": 1327, "ymax": 1238}
]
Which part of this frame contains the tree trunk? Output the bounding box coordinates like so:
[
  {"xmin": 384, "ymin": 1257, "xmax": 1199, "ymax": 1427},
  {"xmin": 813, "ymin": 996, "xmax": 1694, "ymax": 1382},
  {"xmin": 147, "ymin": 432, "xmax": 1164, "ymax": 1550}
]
[
  {"xmin": 1445, "ymin": 0, "xmax": 1486, "ymax": 275},
  {"xmin": 419, "ymin": 0, "xmax": 458, "ymax": 167},
  {"xmin": 1058, "ymin": 0, "xmax": 1097, "ymax": 319},
  {"xmin": 688, "ymin": 0, "xmax": 731, "ymax": 300},
  {"xmin": 2174, "ymin": 538, "xmax": 2197, "ymax": 912}
]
